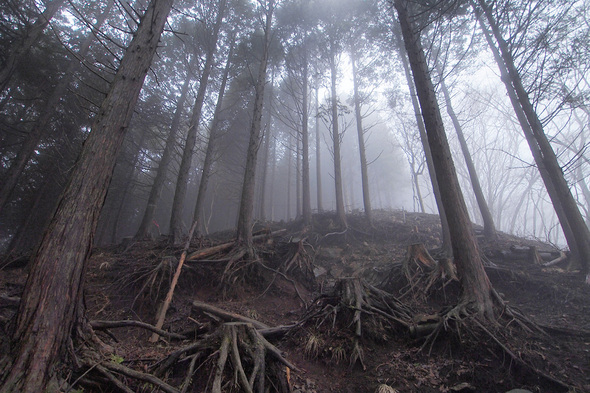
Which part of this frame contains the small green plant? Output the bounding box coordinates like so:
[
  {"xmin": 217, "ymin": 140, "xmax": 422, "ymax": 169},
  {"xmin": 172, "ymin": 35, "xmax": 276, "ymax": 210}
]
[{"xmin": 110, "ymin": 354, "xmax": 124, "ymax": 364}]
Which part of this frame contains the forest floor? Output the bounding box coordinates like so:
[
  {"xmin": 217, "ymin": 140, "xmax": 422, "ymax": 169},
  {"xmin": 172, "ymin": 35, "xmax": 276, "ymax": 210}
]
[{"xmin": 2, "ymin": 210, "xmax": 590, "ymax": 392}]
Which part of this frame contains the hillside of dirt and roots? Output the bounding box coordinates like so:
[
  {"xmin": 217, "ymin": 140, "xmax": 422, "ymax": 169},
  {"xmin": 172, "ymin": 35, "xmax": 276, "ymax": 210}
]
[{"xmin": 1, "ymin": 210, "xmax": 590, "ymax": 393}]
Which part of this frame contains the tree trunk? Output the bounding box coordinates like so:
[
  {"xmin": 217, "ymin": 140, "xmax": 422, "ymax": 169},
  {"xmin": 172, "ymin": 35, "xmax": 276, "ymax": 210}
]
[
  {"xmin": 409, "ymin": 161, "xmax": 426, "ymax": 213},
  {"xmin": 0, "ymin": 1, "xmax": 172, "ymax": 391},
  {"xmin": 329, "ymin": 41, "xmax": 347, "ymax": 228},
  {"xmin": 0, "ymin": 0, "xmax": 114, "ymax": 214},
  {"xmin": 394, "ymin": 0, "xmax": 494, "ymax": 318},
  {"xmin": 287, "ymin": 132, "xmax": 293, "ymax": 221},
  {"xmin": 350, "ymin": 52, "xmax": 372, "ymax": 225},
  {"xmin": 108, "ymin": 132, "xmax": 146, "ymax": 243},
  {"xmin": 477, "ymin": 3, "xmax": 590, "ymax": 278},
  {"xmin": 269, "ymin": 134, "xmax": 277, "ymax": 221},
  {"xmin": 193, "ymin": 38, "xmax": 234, "ymax": 234},
  {"xmin": 6, "ymin": 162, "xmax": 62, "ymax": 255},
  {"xmin": 169, "ymin": 0, "xmax": 227, "ymax": 244},
  {"xmin": 236, "ymin": 0, "xmax": 274, "ymax": 246},
  {"xmin": 301, "ymin": 50, "xmax": 312, "ymax": 226},
  {"xmin": 508, "ymin": 171, "xmax": 538, "ymax": 234},
  {"xmin": 315, "ymin": 83, "xmax": 323, "ymax": 213},
  {"xmin": 0, "ymin": 0, "xmax": 66, "ymax": 93},
  {"xmin": 258, "ymin": 82, "xmax": 273, "ymax": 222},
  {"xmin": 296, "ymin": 131, "xmax": 302, "ymax": 219},
  {"xmin": 392, "ymin": 20, "xmax": 452, "ymax": 256},
  {"xmin": 136, "ymin": 65, "xmax": 192, "ymax": 239},
  {"xmin": 437, "ymin": 69, "xmax": 497, "ymax": 240}
]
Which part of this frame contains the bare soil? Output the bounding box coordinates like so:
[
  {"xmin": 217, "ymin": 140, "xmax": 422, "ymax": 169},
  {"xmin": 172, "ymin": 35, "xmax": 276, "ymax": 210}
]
[{"xmin": 2, "ymin": 210, "xmax": 590, "ymax": 392}]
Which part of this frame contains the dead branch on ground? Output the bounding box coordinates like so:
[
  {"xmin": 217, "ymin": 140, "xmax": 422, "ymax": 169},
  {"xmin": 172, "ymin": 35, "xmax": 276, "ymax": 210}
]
[{"xmin": 90, "ymin": 320, "xmax": 186, "ymax": 340}]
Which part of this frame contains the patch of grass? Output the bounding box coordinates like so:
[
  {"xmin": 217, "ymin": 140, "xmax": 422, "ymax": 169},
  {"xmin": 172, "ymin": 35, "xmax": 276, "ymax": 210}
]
[{"xmin": 304, "ymin": 333, "xmax": 324, "ymax": 359}]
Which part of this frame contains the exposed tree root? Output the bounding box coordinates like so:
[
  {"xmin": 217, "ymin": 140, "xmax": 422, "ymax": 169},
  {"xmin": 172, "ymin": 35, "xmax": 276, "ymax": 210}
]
[
  {"xmin": 381, "ymin": 244, "xmax": 459, "ymax": 305},
  {"xmin": 108, "ymin": 229, "xmax": 290, "ymax": 308},
  {"xmin": 293, "ymin": 277, "xmax": 412, "ymax": 369},
  {"xmin": 274, "ymin": 235, "xmax": 315, "ymax": 289},
  {"xmin": 152, "ymin": 322, "xmax": 295, "ymax": 393},
  {"xmin": 111, "ymin": 254, "xmax": 182, "ymax": 310},
  {"xmin": 375, "ymin": 243, "xmax": 570, "ymax": 391},
  {"xmin": 473, "ymin": 319, "xmax": 570, "ymax": 391},
  {"xmin": 214, "ymin": 238, "xmax": 314, "ymax": 299},
  {"xmin": 191, "ymin": 300, "xmax": 299, "ymax": 338},
  {"xmin": 66, "ymin": 302, "xmax": 297, "ymax": 393},
  {"xmin": 414, "ymin": 293, "xmax": 570, "ymax": 392},
  {"xmin": 100, "ymin": 361, "xmax": 180, "ymax": 393}
]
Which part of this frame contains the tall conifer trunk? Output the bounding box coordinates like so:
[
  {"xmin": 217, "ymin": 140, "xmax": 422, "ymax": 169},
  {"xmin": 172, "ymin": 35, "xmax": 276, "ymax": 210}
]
[
  {"xmin": 193, "ymin": 38, "xmax": 234, "ymax": 234},
  {"xmin": 0, "ymin": 0, "xmax": 172, "ymax": 391},
  {"xmin": 392, "ymin": 20, "xmax": 452, "ymax": 256},
  {"xmin": 236, "ymin": 0, "xmax": 274, "ymax": 246},
  {"xmin": 477, "ymin": 3, "xmax": 590, "ymax": 279},
  {"xmin": 301, "ymin": 49, "xmax": 312, "ymax": 225},
  {"xmin": 329, "ymin": 40, "xmax": 347, "ymax": 228},
  {"xmin": 315, "ymin": 83, "xmax": 323, "ymax": 213},
  {"xmin": 437, "ymin": 69, "xmax": 497, "ymax": 240},
  {"xmin": 136, "ymin": 67, "xmax": 193, "ymax": 239},
  {"xmin": 394, "ymin": 0, "xmax": 494, "ymax": 317},
  {"xmin": 169, "ymin": 0, "xmax": 227, "ymax": 243},
  {"xmin": 350, "ymin": 51, "xmax": 372, "ymax": 225}
]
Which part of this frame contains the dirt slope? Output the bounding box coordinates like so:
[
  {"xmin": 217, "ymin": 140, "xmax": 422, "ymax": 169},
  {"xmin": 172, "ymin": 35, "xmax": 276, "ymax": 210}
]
[{"xmin": 1, "ymin": 210, "xmax": 589, "ymax": 392}]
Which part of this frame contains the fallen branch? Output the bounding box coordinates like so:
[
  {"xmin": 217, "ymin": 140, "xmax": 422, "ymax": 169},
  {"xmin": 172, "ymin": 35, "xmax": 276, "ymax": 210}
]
[
  {"xmin": 90, "ymin": 320, "xmax": 186, "ymax": 340},
  {"xmin": 150, "ymin": 221, "xmax": 198, "ymax": 342},
  {"xmin": 192, "ymin": 300, "xmax": 269, "ymax": 330},
  {"xmin": 186, "ymin": 229, "xmax": 287, "ymax": 262},
  {"xmin": 543, "ymin": 251, "xmax": 568, "ymax": 267}
]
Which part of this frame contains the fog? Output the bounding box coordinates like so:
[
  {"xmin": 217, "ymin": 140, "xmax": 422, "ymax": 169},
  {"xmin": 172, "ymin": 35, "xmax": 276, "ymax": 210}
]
[{"xmin": 1, "ymin": 0, "xmax": 588, "ymax": 253}]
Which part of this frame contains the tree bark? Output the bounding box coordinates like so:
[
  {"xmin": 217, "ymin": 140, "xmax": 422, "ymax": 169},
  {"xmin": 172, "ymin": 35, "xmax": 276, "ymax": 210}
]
[
  {"xmin": 236, "ymin": 0, "xmax": 275, "ymax": 246},
  {"xmin": 0, "ymin": 0, "xmax": 172, "ymax": 391},
  {"xmin": 169, "ymin": 0, "xmax": 227, "ymax": 244},
  {"xmin": 136, "ymin": 66, "xmax": 193, "ymax": 239},
  {"xmin": 329, "ymin": 40, "xmax": 347, "ymax": 228},
  {"xmin": 477, "ymin": 3, "xmax": 590, "ymax": 278},
  {"xmin": 0, "ymin": 0, "xmax": 114, "ymax": 214},
  {"xmin": 350, "ymin": 51, "xmax": 372, "ymax": 225},
  {"xmin": 437, "ymin": 69, "xmax": 497, "ymax": 240},
  {"xmin": 394, "ymin": 0, "xmax": 494, "ymax": 318}
]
